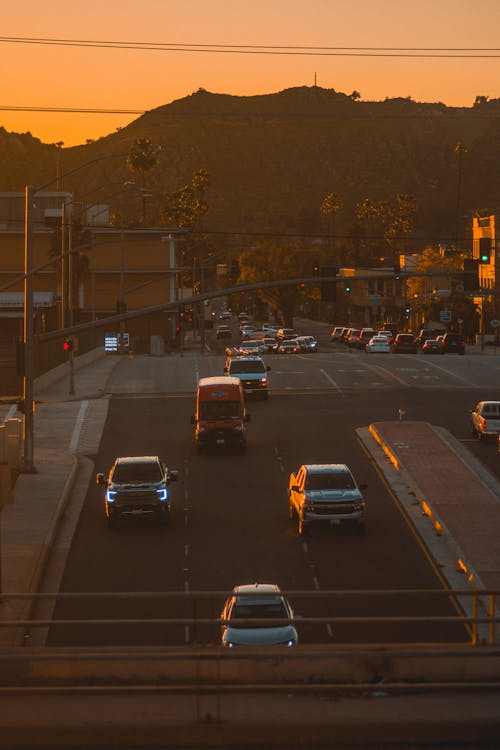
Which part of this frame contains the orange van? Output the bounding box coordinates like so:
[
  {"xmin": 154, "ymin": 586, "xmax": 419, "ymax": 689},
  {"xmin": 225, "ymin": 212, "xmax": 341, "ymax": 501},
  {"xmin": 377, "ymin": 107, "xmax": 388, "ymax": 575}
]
[{"xmin": 191, "ymin": 376, "xmax": 250, "ymax": 453}]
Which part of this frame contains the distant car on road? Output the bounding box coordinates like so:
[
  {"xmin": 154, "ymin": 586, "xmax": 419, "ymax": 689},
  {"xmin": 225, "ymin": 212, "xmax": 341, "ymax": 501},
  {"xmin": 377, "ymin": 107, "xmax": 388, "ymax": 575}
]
[
  {"xmin": 366, "ymin": 335, "xmax": 391, "ymax": 353},
  {"xmin": 224, "ymin": 354, "xmax": 270, "ymax": 399},
  {"xmin": 440, "ymin": 332, "xmax": 465, "ymax": 355},
  {"xmin": 96, "ymin": 456, "xmax": 178, "ymax": 528},
  {"xmin": 220, "ymin": 583, "xmax": 298, "ymax": 647},
  {"xmin": 277, "ymin": 340, "xmax": 300, "ymax": 354},
  {"xmin": 470, "ymin": 401, "xmax": 500, "ymax": 441},
  {"xmin": 288, "ymin": 464, "xmax": 367, "ymax": 535},
  {"xmin": 296, "ymin": 335, "xmax": 318, "ymax": 353},
  {"xmin": 422, "ymin": 339, "xmax": 443, "ymax": 355},
  {"xmin": 392, "ymin": 333, "xmax": 418, "ymax": 354}
]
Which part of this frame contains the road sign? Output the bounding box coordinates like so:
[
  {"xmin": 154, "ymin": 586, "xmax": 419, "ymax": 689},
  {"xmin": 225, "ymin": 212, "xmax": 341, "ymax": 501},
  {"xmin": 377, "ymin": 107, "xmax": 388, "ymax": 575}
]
[
  {"xmin": 490, "ymin": 319, "xmax": 500, "ymax": 328},
  {"xmin": 440, "ymin": 310, "xmax": 452, "ymax": 323}
]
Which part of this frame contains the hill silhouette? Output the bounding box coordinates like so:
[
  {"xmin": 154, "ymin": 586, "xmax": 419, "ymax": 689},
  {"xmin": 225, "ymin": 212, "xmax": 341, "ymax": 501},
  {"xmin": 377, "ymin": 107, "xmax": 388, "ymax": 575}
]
[{"xmin": 1, "ymin": 87, "xmax": 499, "ymax": 249}]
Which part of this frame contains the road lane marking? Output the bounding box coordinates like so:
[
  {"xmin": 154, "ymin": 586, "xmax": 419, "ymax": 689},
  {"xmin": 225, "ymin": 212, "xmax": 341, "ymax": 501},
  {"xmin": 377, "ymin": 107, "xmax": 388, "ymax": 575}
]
[
  {"xmin": 312, "ymin": 576, "xmax": 320, "ymax": 590},
  {"xmin": 320, "ymin": 368, "xmax": 342, "ymax": 392},
  {"xmin": 69, "ymin": 400, "xmax": 89, "ymax": 453},
  {"xmin": 360, "ymin": 361, "xmax": 410, "ymax": 386},
  {"xmin": 418, "ymin": 359, "xmax": 475, "ymax": 385},
  {"xmin": 326, "ymin": 624, "xmax": 334, "ymax": 638}
]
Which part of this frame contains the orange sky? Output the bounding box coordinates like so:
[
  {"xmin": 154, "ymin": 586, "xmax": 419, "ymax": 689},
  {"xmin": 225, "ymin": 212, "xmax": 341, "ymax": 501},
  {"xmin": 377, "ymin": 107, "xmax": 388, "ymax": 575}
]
[{"xmin": 1, "ymin": 0, "xmax": 499, "ymax": 147}]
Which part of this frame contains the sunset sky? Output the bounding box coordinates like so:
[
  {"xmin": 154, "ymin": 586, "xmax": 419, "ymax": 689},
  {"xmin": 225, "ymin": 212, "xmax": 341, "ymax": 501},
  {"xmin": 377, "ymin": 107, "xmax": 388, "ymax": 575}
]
[{"xmin": 1, "ymin": 0, "xmax": 499, "ymax": 147}]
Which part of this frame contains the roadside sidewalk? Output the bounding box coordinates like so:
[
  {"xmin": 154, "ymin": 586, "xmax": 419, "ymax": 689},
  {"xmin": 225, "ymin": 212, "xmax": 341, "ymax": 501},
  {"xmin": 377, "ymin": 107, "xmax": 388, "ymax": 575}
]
[{"xmin": 0, "ymin": 352, "xmax": 121, "ymax": 645}]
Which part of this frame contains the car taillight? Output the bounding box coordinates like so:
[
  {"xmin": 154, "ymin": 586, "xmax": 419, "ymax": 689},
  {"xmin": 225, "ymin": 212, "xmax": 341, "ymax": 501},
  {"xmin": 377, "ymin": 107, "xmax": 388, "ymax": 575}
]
[{"xmin": 480, "ymin": 419, "xmax": 487, "ymax": 429}]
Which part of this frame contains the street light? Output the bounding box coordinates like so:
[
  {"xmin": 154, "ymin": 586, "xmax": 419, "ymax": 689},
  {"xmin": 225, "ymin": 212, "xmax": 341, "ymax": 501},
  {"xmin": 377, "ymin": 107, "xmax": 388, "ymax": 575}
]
[{"xmin": 22, "ymin": 152, "xmax": 127, "ymax": 472}]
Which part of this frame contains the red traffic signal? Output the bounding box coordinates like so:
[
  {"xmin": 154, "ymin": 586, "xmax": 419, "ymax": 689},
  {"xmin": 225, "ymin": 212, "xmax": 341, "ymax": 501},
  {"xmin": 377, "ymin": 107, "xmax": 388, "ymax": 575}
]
[{"xmin": 63, "ymin": 337, "xmax": 73, "ymax": 352}]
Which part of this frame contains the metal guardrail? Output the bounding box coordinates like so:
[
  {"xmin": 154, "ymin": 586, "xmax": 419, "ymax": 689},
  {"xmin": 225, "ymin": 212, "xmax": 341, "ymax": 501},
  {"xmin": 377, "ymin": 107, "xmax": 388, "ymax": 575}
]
[{"xmin": 1, "ymin": 588, "xmax": 498, "ymax": 646}]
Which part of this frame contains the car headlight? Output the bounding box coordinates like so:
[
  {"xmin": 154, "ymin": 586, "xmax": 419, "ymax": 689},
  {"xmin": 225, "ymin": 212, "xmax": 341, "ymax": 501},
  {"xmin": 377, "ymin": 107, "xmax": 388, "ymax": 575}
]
[
  {"xmin": 106, "ymin": 490, "xmax": 117, "ymax": 503},
  {"xmin": 156, "ymin": 488, "xmax": 168, "ymax": 502}
]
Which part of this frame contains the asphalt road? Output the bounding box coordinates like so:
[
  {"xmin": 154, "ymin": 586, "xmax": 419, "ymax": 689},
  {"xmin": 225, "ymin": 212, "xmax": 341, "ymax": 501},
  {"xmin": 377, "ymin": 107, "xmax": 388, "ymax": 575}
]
[{"xmin": 45, "ymin": 351, "xmax": 500, "ymax": 647}]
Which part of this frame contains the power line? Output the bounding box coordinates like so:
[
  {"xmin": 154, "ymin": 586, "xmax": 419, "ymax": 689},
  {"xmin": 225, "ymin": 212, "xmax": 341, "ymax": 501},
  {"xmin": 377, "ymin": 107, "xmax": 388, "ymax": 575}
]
[
  {"xmin": 1, "ymin": 35, "xmax": 500, "ymax": 57},
  {"xmin": 1, "ymin": 105, "xmax": 499, "ymax": 120}
]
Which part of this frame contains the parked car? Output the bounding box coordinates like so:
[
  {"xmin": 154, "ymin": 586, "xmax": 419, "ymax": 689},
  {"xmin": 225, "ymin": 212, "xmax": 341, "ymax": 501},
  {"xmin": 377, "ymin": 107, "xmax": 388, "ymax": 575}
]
[
  {"xmin": 392, "ymin": 333, "xmax": 418, "ymax": 354},
  {"xmin": 440, "ymin": 332, "xmax": 465, "ymax": 355},
  {"xmin": 366, "ymin": 335, "xmax": 391, "ymax": 353},
  {"xmin": 330, "ymin": 326, "xmax": 345, "ymax": 342},
  {"xmin": 422, "ymin": 339, "xmax": 443, "ymax": 355},
  {"xmin": 96, "ymin": 456, "xmax": 179, "ymax": 528},
  {"xmin": 289, "ymin": 464, "xmax": 367, "ymax": 535},
  {"xmin": 346, "ymin": 329, "xmax": 362, "ymax": 348},
  {"xmin": 470, "ymin": 401, "xmax": 500, "ymax": 441},
  {"xmin": 220, "ymin": 583, "xmax": 298, "ymax": 647}
]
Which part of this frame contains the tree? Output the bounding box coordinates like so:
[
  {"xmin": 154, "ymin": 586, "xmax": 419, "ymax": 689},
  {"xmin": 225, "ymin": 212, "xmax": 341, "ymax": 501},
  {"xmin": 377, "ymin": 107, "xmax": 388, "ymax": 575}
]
[
  {"xmin": 349, "ymin": 91, "xmax": 361, "ymax": 101},
  {"xmin": 160, "ymin": 169, "xmax": 212, "ymax": 287},
  {"xmin": 320, "ymin": 192, "xmax": 342, "ymax": 253},
  {"xmin": 126, "ymin": 138, "xmax": 160, "ymax": 224},
  {"xmin": 238, "ymin": 242, "xmax": 316, "ymax": 326},
  {"xmin": 356, "ymin": 193, "xmax": 417, "ymax": 258}
]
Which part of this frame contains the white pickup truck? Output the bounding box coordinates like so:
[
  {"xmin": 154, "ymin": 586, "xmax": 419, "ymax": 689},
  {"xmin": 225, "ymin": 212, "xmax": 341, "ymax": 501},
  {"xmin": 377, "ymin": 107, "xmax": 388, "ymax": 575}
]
[{"xmin": 288, "ymin": 464, "xmax": 366, "ymax": 535}]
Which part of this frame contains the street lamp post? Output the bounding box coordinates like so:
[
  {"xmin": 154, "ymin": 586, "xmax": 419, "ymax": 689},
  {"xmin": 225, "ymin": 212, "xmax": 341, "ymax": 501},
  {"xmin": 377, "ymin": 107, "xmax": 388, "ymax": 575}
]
[{"xmin": 22, "ymin": 151, "xmax": 128, "ymax": 472}]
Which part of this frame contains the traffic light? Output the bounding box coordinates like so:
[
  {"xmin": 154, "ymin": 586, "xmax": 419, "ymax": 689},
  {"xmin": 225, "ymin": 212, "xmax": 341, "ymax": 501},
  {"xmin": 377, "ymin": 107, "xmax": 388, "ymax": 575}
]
[
  {"xmin": 463, "ymin": 258, "xmax": 479, "ymax": 291},
  {"xmin": 393, "ymin": 262, "xmax": 401, "ymax": 279},
  {"xmin": 63, "ymin": 337, "xmax": 73, "ymax": 352},
  {"xmin": 312, "ymin": 259, "xmax": 320, "ymax": 275},
  {"xmin": 345, "ymin": 283, "xmax": 351, "ymax": 293},
  {"xmin": 478, "ymin": 238, "xmax": 491, "ymax": 264},
  {"xmin": 405, "ymin": 305, "xmax": 411, "ymax": 315}
]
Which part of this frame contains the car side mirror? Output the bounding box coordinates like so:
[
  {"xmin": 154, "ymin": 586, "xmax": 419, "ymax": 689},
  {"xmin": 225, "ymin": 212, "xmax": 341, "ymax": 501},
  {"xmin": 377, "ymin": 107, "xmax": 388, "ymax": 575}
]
[
  {"xmin": 96, "ymin": 473, "xmax": 105, "ymax": 486},
  {"xmin": 290, "ymin": 484, "xmax": 299, "ymax": 493},
  {"xmin": 359, "ymin": 483, "xmax": 368, "ymax": 491},
  {"xmin": 168, "ymin": 470, "xmax": 179, "ymax": 482},
  {"xmin": 245, "ymin": 413, "xmax": 251, "ymax": 423},
  {"xmin": 190, "ymin": 415, "xmax": 196, "ymax": 424},
  {"xmin": 267, "ymin": 365, "xmax": 271, "ymax": 371}
]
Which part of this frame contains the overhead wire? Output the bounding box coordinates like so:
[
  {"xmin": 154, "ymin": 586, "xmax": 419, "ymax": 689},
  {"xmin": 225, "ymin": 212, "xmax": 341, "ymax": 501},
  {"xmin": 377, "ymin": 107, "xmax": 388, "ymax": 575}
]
[{"xmin": 0, "ymin": 35, "xmax": 499, "ymax": 57}]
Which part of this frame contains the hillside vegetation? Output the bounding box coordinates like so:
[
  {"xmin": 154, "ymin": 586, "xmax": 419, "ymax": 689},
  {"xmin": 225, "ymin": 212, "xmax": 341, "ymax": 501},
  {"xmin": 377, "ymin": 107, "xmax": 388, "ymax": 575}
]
[{"xmin": 1, "ymin": 87, "xmax": 499, "ymax": 251}]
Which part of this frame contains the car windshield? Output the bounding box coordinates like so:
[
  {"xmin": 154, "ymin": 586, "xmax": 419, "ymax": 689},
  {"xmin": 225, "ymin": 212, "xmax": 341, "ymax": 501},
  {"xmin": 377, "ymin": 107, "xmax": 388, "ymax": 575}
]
[
  {"xmin": 112, "ymin": 462, "xmax": 162, "ymax": 483},
  {"xmin": 305, "ymin": 472, "xmax": 355, "ymax": 490},
  {"xmin": 230, "ymin": 362, "xmax": 265, "ymax": 373},
  {"xmin": 230, "ymin": 600, "xmax": 288, "ymax": 627},
  {"xmin": 200, "ymin": 401, "xmax": 240, "ymax": 420}
]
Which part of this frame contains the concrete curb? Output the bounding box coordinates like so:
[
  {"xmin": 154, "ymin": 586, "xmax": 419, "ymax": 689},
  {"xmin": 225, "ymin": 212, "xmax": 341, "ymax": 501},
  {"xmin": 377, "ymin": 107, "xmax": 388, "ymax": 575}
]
[{"xmin": 366, "ymin": 422, "xmax": 485, "ymax": 590}]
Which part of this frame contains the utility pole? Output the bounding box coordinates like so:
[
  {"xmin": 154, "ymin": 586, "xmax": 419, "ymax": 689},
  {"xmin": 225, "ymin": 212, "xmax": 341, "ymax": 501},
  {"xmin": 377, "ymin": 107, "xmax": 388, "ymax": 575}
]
[
  {"xmin": 67, "ymin": 207, "xmax": 75, "ymax": 395},
  {"xmin": 22, "ymin": 186, "xmax": 36, "ymax": 473}
]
